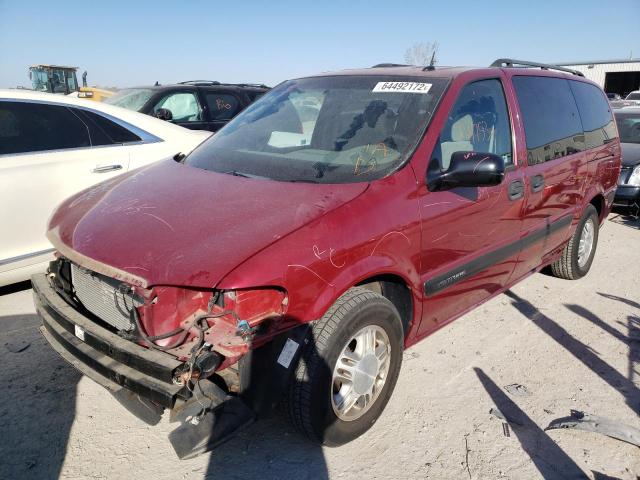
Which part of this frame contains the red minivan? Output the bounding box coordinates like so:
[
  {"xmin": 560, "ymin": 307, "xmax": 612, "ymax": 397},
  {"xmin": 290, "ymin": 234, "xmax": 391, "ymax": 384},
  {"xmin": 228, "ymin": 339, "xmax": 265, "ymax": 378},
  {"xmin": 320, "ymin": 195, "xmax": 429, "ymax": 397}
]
[{"xmin": 34, "ymin": 59, "xmax": 621, "ymax": 458}]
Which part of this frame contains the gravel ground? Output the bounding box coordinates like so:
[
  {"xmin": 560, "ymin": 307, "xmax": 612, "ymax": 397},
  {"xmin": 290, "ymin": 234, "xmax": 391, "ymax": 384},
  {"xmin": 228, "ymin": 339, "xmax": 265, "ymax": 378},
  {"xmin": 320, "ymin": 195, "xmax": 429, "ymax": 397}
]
[{"xmin": 1, "ymin": 213, "xmax": 639, "ymax": 480}]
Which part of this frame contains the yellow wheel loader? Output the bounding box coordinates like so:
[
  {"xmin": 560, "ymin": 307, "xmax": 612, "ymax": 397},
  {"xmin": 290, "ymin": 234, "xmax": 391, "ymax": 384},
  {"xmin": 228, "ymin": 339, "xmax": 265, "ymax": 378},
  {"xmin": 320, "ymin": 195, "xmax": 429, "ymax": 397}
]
[{"xmin": 28, "ymin": 64, "xmax": 114, "ymax": 102}]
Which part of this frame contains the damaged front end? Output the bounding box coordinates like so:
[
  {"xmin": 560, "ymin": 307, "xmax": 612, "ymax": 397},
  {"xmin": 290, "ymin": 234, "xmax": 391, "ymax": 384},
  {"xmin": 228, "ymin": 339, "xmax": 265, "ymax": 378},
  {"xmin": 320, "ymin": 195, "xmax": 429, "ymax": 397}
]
[{"xmin": 35, "ymin": 257, "xmax": 301, "ymax": 459}]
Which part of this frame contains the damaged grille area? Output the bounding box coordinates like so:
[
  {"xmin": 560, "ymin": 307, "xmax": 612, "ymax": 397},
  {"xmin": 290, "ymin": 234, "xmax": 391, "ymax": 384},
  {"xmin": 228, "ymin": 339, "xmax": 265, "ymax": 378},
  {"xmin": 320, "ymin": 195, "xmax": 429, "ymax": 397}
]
[{"xmin": 71, "ymin": 264, "xmax": 142, "ymax": 332}]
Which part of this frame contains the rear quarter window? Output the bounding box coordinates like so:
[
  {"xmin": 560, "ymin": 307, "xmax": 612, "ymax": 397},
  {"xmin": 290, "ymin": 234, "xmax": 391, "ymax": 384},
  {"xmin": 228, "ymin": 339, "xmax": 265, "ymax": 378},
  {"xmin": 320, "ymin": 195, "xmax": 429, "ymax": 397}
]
[
  {"xmin": 75, "ymin": 109, "xmax": 141, "ymax": 145},
  {"xmin": 0, "ymin": 101, "xmax": 90, "ymax": 155},
  {"xmin": 205, "ymin": 93, "xmax": 241, "ymax": 121},
  {"xmin": 569, "ymin": 81, "xmax": 618, "ymax": 148},
  {"xmin": 512, "ymin": 76, "xmax": 584, "ymax": 165}
]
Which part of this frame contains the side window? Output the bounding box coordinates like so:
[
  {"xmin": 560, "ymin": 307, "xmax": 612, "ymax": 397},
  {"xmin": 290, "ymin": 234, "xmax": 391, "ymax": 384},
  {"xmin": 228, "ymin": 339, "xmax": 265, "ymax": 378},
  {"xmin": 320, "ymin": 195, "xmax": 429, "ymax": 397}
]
[
  {"xmin": 205, "ymin": 93, "xmax": 241, "ymax": 121},
  {"xmin": 569, "ymin": 81, "xmax": 618, "ymax": 148},
  {"xmin": 75, "ymin": 109, "xmax": 141, "ymax": 145},
  {"xmin": 248, "ymin": 92, "xmax": 265, "ymax": 102},
  {"xmin": 512, "ymin": 76, "xmax": 584, "ymax": 165},
  {"xmin": 152, "ymin": 92, "xmax": 202, "ymax": 122},
  {"xmin": 433, "ymin": 78, "xmax": 513, "ymax": 170},
  {"xmin": 0, "ymin": 101, "xmax": 90, "ymax": 155}
]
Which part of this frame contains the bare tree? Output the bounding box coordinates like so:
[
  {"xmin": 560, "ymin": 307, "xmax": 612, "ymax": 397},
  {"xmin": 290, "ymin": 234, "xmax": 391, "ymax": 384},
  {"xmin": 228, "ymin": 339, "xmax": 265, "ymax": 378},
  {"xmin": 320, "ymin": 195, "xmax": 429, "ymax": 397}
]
[{"xmin": 404, "ymin": 42, "xmax": 439, "ymax": 66}]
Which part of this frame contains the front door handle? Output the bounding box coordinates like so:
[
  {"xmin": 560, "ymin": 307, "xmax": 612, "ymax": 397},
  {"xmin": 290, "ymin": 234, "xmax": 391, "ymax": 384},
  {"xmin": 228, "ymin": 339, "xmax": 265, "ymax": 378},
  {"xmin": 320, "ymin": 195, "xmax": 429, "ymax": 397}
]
[
  {"xmin": 508, "ymin": 180, "xmax": 524, "ymax": 200},
  {"xmin": 92, "ymin": 164, "xmax": 123, "ymax": 173},
  {"xmin": 531, "ymin": 174, "xmax": 545, "ymax": 193}
]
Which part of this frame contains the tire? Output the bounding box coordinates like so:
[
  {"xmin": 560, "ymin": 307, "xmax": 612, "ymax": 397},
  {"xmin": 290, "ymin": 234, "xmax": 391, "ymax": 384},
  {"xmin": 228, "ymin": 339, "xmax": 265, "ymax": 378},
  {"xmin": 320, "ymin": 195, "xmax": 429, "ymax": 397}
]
[
  {"xmin": 550, "ymin": 204, "xmax": 599, "ymax": 280},
  {"xmin": 285, "ymin": 287, "xmax": 404, "ymax": 446}
]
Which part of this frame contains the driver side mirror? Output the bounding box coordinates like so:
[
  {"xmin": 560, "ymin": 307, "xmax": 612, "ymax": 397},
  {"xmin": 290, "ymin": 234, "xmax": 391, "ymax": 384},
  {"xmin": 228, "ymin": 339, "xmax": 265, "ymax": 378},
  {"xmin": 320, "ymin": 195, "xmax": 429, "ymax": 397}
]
[
  {"xmin": 427, "ymin": 151, "xmax": 505, "ymax": 191},
  {"xmin": 155, "ymin": 108, "xmax": 173, "ymax": 121}
]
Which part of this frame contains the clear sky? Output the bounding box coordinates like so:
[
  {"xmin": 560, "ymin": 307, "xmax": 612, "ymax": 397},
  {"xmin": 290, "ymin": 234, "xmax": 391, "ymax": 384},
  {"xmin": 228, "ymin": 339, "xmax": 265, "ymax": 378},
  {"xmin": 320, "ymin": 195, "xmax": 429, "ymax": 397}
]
[{"xmin": 1, "ymin": 0, "xmax": 639, "ymax": 89}]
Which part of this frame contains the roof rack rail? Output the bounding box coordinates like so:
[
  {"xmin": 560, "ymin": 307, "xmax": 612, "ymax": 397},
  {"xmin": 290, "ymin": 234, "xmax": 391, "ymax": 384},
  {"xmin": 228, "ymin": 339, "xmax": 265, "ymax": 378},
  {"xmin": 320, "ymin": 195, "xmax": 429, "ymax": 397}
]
[
  {"xmin": 235, "ymin": 83, "xmax": 270, "ymax": 89},
  {"xmin": 177, "ymin": 80, "xmax": 269, "ymax": 88},
  {"xmin": 490, "ymin": 58, "xmax": 584, "ymax": 77},
  {"xmin": 178, "ymin": 80, "xmax": 221, "ymax": 85},
  {"xmin": 371, "ymin": 63, "xmax": 409, "ymax": 68}
]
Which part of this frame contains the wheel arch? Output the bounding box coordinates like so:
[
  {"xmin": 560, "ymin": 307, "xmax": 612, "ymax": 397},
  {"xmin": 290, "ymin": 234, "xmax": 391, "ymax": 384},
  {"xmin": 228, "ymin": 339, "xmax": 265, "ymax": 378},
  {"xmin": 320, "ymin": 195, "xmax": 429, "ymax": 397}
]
[
  {"xmin": 588, "ymin": 193, "xmax": 605, "ymax": 222},
  {"xmin": 357, "ymin": 274, "xmax": 415, "ymax": 340}
]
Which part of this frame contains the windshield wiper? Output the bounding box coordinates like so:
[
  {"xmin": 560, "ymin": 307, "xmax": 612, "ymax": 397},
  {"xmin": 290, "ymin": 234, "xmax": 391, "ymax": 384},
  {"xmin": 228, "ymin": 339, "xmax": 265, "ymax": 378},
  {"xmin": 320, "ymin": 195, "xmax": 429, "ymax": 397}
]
[
  {"xmin": 287, "ymin": 178, "xmax": 319, "ymax": 184},
  {"xmin": 224, "ymin": 170, "xmax": 271, "ymax": 180}
]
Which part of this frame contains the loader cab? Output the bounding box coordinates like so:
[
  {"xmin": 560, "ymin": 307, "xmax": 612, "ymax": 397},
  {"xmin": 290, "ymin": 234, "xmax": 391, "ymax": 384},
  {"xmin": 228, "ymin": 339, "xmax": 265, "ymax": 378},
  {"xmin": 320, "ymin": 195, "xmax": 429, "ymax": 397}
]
[{"xmin": 29, "ymin": 65, "xmax": 79, "ymax": 95}]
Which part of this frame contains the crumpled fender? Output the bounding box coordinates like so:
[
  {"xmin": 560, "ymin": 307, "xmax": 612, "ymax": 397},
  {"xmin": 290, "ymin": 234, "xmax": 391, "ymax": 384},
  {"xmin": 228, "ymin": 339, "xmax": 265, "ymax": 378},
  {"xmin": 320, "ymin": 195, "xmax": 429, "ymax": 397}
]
[{"xmin": 216, "ymin": 166, "xmax": 423, "ymax": 337}]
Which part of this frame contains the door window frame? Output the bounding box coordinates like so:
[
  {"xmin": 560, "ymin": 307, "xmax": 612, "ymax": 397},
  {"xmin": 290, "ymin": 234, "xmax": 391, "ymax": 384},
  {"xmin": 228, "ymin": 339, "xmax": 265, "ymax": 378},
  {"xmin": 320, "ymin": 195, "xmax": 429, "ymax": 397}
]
[
  {"xmin": 151, "ymin": 89, "xmax": 204, "ymax": 124},
  {"xmin": 200, "ymin": 88, "xmax": 243, "ymax": 124},
  {"xmin": 427, "ymin": 75, "xmax": 519, "ymax": 178},
  {"xmin": 0, "ymin": 98, "xmax": 162, "ymax": 157}
]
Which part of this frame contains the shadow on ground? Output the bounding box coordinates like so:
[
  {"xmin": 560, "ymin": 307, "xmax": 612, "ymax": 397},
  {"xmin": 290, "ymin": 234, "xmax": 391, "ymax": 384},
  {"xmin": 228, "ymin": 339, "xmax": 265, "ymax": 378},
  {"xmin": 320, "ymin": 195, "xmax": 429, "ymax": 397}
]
[
  {"xmin": 505, "ymin": 290, "xmax": 640, "ymax": 414},
  {"xmin": 0, "ymin": 280, "xmax": 32, "ymax": 297},
  {"xmin": 202, "ymin": 417, "xmax": 329, "ymax": 480},
  {"xmin": 474, "ymin": 367, "xmax": 586, "ymax": 478},
  {"xmin": 493, "ymin": 288, "xmax": 640, "ymax": 479},
  {"xmin": 0, "ymin": 313, "xmax": 80, "ymax": 479},
  {"xmin": 203, "ymin": 326, "xmax": 330, "ymax": 479},
  {"xmin": 609, "ymin": 208, "xmax": 640, "ymax": 230}
]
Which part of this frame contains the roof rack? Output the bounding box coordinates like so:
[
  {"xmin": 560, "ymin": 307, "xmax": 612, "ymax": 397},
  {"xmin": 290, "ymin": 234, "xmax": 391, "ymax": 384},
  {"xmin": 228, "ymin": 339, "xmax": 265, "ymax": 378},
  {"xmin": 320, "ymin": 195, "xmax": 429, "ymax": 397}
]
[
  {"xmin": 371, "ymin": 63, "xmax": 410, "ymax": 68},
  {"xmin": 177, "ymin": 80, "xmax": 269, "ymax": 89},
  {"xmin": 235, "ymin": 83, "xmax": 270, "ymax": 89},
  {"xmin": 490, "ymin": 58, "xmax": 584, "ymax": 77},
  {"xmin": 178, "ymin": 80, "xmax": 221, "ymax": 86}
]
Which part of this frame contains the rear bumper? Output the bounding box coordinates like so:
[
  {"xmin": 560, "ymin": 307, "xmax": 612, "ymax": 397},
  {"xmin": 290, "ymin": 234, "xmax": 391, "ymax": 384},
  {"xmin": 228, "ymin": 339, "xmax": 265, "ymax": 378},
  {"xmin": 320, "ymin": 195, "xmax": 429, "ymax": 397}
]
[{"xmin": 32, "ymin": 274, "xmax": 186, "ymax": 408}]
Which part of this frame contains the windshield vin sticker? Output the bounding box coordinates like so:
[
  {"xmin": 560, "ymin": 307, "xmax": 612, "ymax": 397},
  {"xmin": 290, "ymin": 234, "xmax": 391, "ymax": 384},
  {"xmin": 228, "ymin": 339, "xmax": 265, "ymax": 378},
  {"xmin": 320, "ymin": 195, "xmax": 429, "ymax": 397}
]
[{"xmin": 372, "ymin": 82, "xmax": 432, "ymax": 93}]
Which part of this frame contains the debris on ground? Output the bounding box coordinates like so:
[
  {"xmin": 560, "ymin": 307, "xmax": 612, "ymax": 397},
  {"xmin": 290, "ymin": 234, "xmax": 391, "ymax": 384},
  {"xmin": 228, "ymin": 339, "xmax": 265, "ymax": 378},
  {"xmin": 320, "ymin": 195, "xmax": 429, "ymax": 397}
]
[
  {"xmin": 5, "ymin": 340, "xmax": 30, "ymax": 353},
  {"xmin": 545, "ymin": 410, "xmax": 640, "ymax": 448},
  {"xmin": 503, "ymin": 383, "xmax": 531, "ymax": 397}
]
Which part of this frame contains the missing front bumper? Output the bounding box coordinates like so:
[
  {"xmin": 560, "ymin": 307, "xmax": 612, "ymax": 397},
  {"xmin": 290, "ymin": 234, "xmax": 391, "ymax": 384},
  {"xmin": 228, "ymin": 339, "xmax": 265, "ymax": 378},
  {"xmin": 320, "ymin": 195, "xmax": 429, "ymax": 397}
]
[{"xmin": 33, "ymin": 273, "xmax": 256, "ymax": 458}]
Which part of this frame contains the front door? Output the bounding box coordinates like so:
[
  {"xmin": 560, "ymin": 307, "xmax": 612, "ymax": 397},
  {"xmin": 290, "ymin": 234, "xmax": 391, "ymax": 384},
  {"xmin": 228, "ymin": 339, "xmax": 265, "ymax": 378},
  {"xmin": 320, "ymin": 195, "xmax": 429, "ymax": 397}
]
[
  {"xmin": 416, "ymin": 77, "xmax": 525, "ymax": 337},
  {"xmin": 151, "ymin": 89, "xmax": 209, "ymax": 130}
]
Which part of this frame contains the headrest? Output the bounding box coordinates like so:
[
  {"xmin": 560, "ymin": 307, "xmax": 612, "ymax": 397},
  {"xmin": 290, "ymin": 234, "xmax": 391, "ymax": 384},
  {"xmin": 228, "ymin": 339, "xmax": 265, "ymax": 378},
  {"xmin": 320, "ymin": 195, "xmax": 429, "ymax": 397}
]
[{"xmin": 451, "ymin": 114, "xmax": 473, "ymax": 142}]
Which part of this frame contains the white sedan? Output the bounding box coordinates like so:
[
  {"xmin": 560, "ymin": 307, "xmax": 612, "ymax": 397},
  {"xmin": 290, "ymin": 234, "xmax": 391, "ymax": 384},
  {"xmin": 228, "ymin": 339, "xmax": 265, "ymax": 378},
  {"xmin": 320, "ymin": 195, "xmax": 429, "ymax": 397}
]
[{"xmin": 0, "ymin": 89, "xmax": 211, "ymax": 287}]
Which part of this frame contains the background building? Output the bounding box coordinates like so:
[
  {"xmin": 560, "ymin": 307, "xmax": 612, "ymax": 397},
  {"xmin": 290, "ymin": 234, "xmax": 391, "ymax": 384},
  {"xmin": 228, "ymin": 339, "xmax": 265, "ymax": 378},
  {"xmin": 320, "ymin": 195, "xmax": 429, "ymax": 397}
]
[{"xmin": 556, "ymin": 59, "xmax": 640, "ymax": 96}]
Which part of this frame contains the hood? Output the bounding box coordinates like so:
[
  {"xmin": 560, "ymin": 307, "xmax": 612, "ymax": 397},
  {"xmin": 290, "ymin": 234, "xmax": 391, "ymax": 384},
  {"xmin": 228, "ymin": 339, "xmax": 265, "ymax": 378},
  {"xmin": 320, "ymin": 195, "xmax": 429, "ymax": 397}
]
[
  {"xmin": 621, "ymin": 143, "xmax": 640, "ymax": 167},
  {"xmin": 48, "ymin": 160, "xmax": 368, "ymax": 288}
]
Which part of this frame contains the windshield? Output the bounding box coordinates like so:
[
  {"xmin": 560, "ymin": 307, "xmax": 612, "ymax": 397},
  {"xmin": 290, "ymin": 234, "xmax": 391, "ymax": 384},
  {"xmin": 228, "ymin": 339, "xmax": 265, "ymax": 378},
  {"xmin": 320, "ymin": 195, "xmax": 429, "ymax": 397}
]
[
  {"xmin": 185, "ymin": 75, "xmax": 448, "ymax": 183},
  {"xmin": 626, "ymin": 92, "xmax": 640, "ymax": 100},
  {"xmin": 615, "ymin": 111, "xmax": 640, "ymax": 144},
  {"xmin": 30, "ymin": 69, "xmax": 49, "ymax": 92},
  {"xmin": 105, "ymin": 88, "xmax": 154, "ymax": 111}
]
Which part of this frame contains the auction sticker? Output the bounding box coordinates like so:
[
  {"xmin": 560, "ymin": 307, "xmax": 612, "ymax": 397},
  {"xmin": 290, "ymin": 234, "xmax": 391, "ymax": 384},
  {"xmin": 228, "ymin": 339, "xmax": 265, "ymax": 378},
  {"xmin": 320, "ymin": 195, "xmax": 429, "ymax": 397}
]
[
  {"xmin": 373, "ymin": 82, "xmax": 432, "ymax": 93},
  {"xmin": 277, "ymin": 338, "xmax": 299, "ymax": 368}
]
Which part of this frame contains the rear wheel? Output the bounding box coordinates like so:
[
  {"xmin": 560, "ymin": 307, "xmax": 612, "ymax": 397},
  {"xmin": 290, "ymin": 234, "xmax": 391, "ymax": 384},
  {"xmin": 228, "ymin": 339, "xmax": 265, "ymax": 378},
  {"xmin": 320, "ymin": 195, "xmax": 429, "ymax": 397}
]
[
  {"xmin": 550, "ymin": 204, "xmax": 599, "ymax": 280},
  {"xmin": 285, "ymin": 287, "xmax": 403, "ymax": 446}
]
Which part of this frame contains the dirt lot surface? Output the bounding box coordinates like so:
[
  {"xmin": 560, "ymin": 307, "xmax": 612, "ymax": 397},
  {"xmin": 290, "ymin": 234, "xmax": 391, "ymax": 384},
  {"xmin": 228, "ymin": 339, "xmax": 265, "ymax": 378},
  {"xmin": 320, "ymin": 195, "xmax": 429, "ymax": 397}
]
[{"xmin": 1, "ymin": 213, "xmax": 639, "ymax": 480}]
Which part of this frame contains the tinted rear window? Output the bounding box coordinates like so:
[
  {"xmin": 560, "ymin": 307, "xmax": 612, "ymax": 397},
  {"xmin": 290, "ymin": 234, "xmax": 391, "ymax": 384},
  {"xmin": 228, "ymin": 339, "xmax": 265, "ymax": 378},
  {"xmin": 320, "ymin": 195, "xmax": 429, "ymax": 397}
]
[
  {"xmin": 512, "ymin": 76, "xmax": 584, "ymax": 165},
  {"xmin": 0, "ymin": 101, "xmax": 90, "ymax": 155},
  {"xmin": 205, "ymin": 93, "xmax": 241, "ymax": 121},
  {"xmin": 76, "ymin": 109, "xmax": 141, "ymax": 145},
  {"xmin": 569, "ymin": 80, "xmax": 617, "ymax": 148}
]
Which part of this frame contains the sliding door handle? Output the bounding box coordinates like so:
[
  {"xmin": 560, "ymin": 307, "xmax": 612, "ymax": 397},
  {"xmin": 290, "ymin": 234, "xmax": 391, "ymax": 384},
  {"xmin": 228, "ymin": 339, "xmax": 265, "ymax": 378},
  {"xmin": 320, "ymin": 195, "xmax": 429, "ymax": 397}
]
[
  {"xmin": 508, "ymin": 180, "xmax": 524, "ymax": 200},
  {"xmin": 92, "ymin": 164, "xmax": 123, "ymax": 173},
  {"xmin": 530, "ymin": 174, "xmax": 545, "ymax": 193}
]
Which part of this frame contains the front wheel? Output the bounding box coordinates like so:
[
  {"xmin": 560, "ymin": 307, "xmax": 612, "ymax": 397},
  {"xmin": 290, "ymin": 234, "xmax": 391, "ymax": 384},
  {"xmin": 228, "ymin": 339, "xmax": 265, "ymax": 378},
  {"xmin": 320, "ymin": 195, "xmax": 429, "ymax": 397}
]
[
  {"xmin": 550, "ymin": 204, "xmax": 599, "ymax": 280},
  {"xmin": 285, "ymin": 287, "xmax": 404, "ymax": 446}
]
